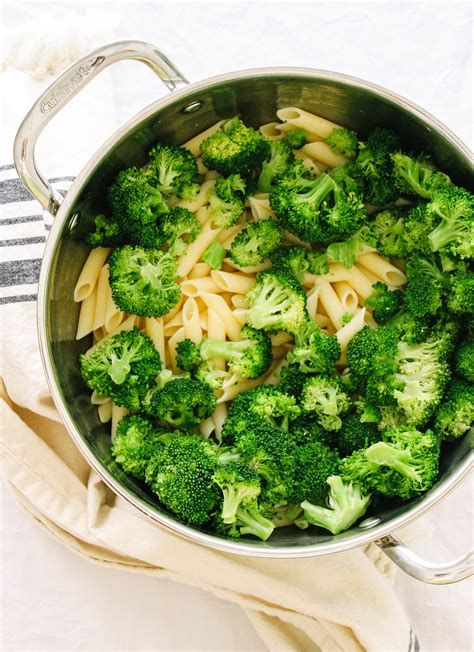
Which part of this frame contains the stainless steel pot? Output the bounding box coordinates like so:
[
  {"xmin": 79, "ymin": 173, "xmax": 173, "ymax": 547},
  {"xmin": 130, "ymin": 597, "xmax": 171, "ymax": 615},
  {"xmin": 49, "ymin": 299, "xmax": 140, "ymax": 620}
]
[{"xmin": 14, "ymin": 41, "xmax": 473, "ymax": 584}]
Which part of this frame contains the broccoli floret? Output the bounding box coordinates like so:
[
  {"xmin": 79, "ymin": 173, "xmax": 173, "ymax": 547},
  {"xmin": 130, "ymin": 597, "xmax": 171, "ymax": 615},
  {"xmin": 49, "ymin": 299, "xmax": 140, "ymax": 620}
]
[
  {"xmin": 306, "ymin": 250, "xmax": 330, "ymax": 274},
  {"xmin": 289, "ymin": 414, "xmax": 333, "ymax": 446},
  {"xmin": 433, "ymin": 379, "xmax": 474, "ymax": 440},
  {"xmin": 148, "ymin": 143, "xmax": 199, "ymax": 199},
  {"xmin": 342, "ymin": 426, "xmax": 439, "ymax": 499},
  {"xmin": 208, "ymin": 174, "xmax": 246, "ymax": 228},
  {"xmin": 301, "ymin": 476, "xmax": 371, "ymax": 535},
  {"xmin": 146, "ymin": 436, "xmax": 219, "ymax": 525},
  {"xmin": 257, "ymin": 139, "xmax": 295, "ymax": 192},
  {"xmin": 270, "ymin": 166, "xmax": 365, "ymax": 244},
  {"xmin": 346, "ymin": 325, "xmax": 399, "ymax": 387},
  {"xmin": 153, "ymin": 207, "xmax": 201, "ymax": 256},
  {"xmin": 448, "ymin": 271, "xmax": 474, "ymax": 314},
  {"xmin": 213, "ymin": 461, "xmax": 261, "ymax": 523},
  {"xmin": 387, "ymin": 310, "xmax": 432, "ymax": 345},
  {"xmin": 246, "ymin": 270, "xmax": 308, "ymax": 334},
  {"xmin": 234, "ymin": 419, "xmax": 296, "ymax": 505},
  {"xmin": 108, "ymin": 245, "xmax": 181, "ymax": 318},
  {"xmin": 455, "ymin": 339, "xmax": 474, "ymax": 382},
  {"xmin": 325, "ymin": 229, "xmax": 371, "ymax": 268},
  {"xmin": 329, "ymin": 163, "xmax": 362, "ymax": 195},
  {"xmin": 403, "ymin": 203, "xmax": 439, "ymax": 256},
  {"xmin": 108, "ymin": 167, "xmax": 169, "ymax": 247},
  {"xmin": 391, "ymin": 152, "xmax": 451, "ymax": 199},
  {"xmin": 365, "ymin": 282, "xmax": 404, "ymax": 324},
  {"xmin": 337, "ymin": 413, "xmax": 381, "ymax": 457},
  {"xmin": 80, "ymin": 327, "xmax": 162, "ymax": 410},
  {"xmin": 202, "ymin": 239, "xmax": 226, "ymax": 270},
  {"xmin": 200, "ymin": 117, "xmax": 269, "ymax": 176},
  {"xmin": 111, "ymin": 414, "xmax": 166, "ymax": 480},
  {"xmin": 234, "ymin": 503, "xmax": 276, "ymax": 540},
  {"xmin": 270, "ymin": 246, "xmax": 311, "ymax": 284},
  {"xmin": 326, "ymin": 127, "xmax": 358, "ymax": 159},
  {"xmin": 241, "ymin": 385, "xmax": 301, "ymax": 431},
  {"xmin": 404, "ymin": 255, "xmax": 449, "ymax": 319},
  {"xmin": 287, "ymin": 320, "xmax": 341, "ymax": 374},
  {"xmin": 353, "ymin": 127, "xmax": 400, "ymax": 206},
  {"xmin": 277, "ymin": 363, "xmax": 308, "ymax": 398},
  {"xmin": 427, "ymin": 186, "xmax": 474, "ymax": 259},
  {"xmin": 230, "ymin": 218, "xmax": 283, "ymax": 267},
  {"xmin": 85, "ymin": 214, "xmax": 123, "ymax": 248},
  {"xmin": 178, "ymin": 325, "xmax": 272, "ymax": 380},
  {"xmin": 291, "ymin": 442, "xmax": 341, "ymax": 505},
  {"xmin": 286, "ymin": 128, "xmax": 308, "ymax": 149},
  {"xmin": 147, "ymin": 377, "xmax": 216, "ymax": 429},
  {"xmin": 301, "ymin": 376, "xmax": 351, "ymax": 431},
  {"xmin": 364, "ymin": 207, "xmax": 408, "ymax": 258}
]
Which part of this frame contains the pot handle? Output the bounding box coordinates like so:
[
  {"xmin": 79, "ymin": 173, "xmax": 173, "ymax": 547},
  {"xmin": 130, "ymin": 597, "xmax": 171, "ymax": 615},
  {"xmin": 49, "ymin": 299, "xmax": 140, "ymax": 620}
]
[
  {"xmin": 13, "ymin": 40, "xmax": 188, "ymax": 216},
  {"xmin": 376, "ymin": 533, "xmax": 474, "ymax": 584}
]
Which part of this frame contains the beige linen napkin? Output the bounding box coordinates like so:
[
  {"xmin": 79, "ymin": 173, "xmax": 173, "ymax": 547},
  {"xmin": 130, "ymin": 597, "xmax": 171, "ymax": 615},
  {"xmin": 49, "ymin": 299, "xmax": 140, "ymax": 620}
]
[{"xmin": 1, "ymin": 300, "xmax": 416, "ymax": 652}]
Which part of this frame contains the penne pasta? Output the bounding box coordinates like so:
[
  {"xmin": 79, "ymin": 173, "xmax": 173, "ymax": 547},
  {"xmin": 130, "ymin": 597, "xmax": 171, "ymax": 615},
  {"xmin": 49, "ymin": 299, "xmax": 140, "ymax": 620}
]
[
  {"xmin": 196, "ymin": 156, "xmax": 208, "ymax": 175},
  {"xmin": 180, "ymin": 276, "xmax": 223, "ymax": 297},
  {"xmin": 247, "ymin": 193, "xmax": 277, "ymax": 221},
  {"xmin": 76, "ymin": 289, "xmax": 97, "ymax": 340},
  {"xmin": 204, "ymin": 170, "xmax": 220, "ymax": 181},
  {"xmin": 270, "ymin": 332, "xmax": 293, "ymax": 347},
  {"xmin": 314, "ymin": 313, "xmax": 331, "ymax": 328},
  {"xmin": 335, "ymin": 307, "xmax": 367, "ymax": 356},
  {"xmin": 212, "ymin": 402, "xmax": 228, "ymax": 440},
  {"xmin": 163, "ymin": 295, "xmax": 184, "ymax": 324},
  {"xmin": 232, "ymin": 308, "xmax": 248, "ymax": 326},
  {"xmin": 200, "ymin": 309, "xmax": 208, "ymax": 331},
  {"xmin": 350, "ymin": 265, "xmax": 380, "ymax": 301},
  {"xmin": 111, "ymin": 404, "xmax": 129, "ymax": 442},
  {"xmin": 218, "ymin": 224, "xmax": 243, "ymax": 249},
  {"xmin": 276, "ymin": 107, "xmax": 341, "ymax": 139},
  {"xmin": 168, "ymin": 326, "xmax": 186, "ymax": 374},
  {"xmin": 301, "ymin": 141, "xmax": 348, "ymax": 168},
  {"xmin": 98, "ymin": 400, "xmax": 113, "ymax": 423},
  {"xmin": 231, "ymin": 294, "xmax": 247, "ymax": 309},
  {"xmin": 182, "ymin": 297, "xmax": 203, "ymax": 343},
  {"xmin": 91, "ymin": 390, "xmax": 109, "ymax": 405},
  {"xmin": 199, "ymin": 293, "xmax": 242, "ymax": 341},
  {"xmin": 272, "ymin": 120, "xmax": 322, "ymax": 143},
  {"xmin": 265, "ymin": 358, "xmax": 288, "ymax": 385},
  {"xmin": 306, "ymin": 285, "xmax": 321, "ymax": 321},
  {"xmin": 176, "ymin": 179, "xmax": 215, "ymax": 212},
  {"xmin": 333, "ymin": 281, "xmax": 358, "ymax": 313},
  {"xmin": 199, "ymin": 417, "xmax": 215, "ymax": 440},
  {"xmin": 182, "ymin": 120, "xmax": 225, "ymax": 157},
  {"xmin": 91, "ymin": 264, "xmax": 109, "ymax": 331},
  {"xmin": 216, "ymin": 377, "xmax": 263, "ymax": 404},
  {"xmin": 357, "ymin": 252, "xmax": 407, "ymax": 287},
  {"xmin": 210, "ymin": 270, "xmax": 255, "ymax": 295},
  {"xmin": 259, "ymin": 122, "xmax": 285, "ymax": 140},
  {"xmin": 293, "ymin": 149, "xmax": 320, "ymax": 173},
  {"xmin": 188, "ymin": 262, "xmax": 212, "ymax": 279},
  {"xmin": 195, "ymin": 205, "xmax": 210, "ymax": 226},
  {"xmin": 178, "ymin": 219, "xmax": 223, "ymax": 277},
  {"xmin": 73, "ymin": 247, "xmax": 110, "ymax": 302},
  {"xmin": 207, "ymin": 308, "xmax": 226, "ymax": 369},
  {"xmin": 104, "ymin": 282, "xmax": 124, "ymax": 333},
  {"xmin": 283, "ymin": 231, "xmax": 311, "ymax": 249},
  {"xmin": 163, "ymin": 312, "xmax": 184, "ymax": 336},
  {"xmin": 145, "ymin": 317, "xmax": 166, "ymax": 361},
  {"xmin": 316, "ymin": 279, "xmax": 345, "ymax": 330}
]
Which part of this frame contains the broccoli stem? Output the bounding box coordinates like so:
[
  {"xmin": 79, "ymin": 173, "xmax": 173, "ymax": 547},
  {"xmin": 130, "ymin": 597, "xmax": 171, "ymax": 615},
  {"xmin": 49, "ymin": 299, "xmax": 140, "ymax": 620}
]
[
  {"xmin": 428, "ymin": 221, "xmax": 464, "ymax": 252},
  {"xmin": 236, "ymin": 506, "xmax": 275, "ymax": 541},
  {"xmin": 365, "ymin": 442, "xmax": 421, "ymax": 482}
]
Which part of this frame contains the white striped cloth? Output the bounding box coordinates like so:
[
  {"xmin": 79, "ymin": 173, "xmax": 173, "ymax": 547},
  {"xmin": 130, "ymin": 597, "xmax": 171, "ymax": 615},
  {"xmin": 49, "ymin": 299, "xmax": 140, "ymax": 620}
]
[{"xmin": 0, "ymin": 163, "xmax": 74, "ymax": 305}]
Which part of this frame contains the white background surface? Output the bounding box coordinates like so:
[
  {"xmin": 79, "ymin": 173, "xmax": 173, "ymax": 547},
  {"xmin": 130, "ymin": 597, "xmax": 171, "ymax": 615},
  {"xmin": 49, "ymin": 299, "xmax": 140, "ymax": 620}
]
[{"xmin": 1, "ymin": 2, "xmax": 473, "ymax": 650}]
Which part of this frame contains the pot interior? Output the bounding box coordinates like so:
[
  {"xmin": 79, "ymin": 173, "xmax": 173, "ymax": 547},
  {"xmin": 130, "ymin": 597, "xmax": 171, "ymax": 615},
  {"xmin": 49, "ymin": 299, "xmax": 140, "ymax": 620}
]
[{"xmin": 43, "ymin": 71, "xmax": 473, "ymax": 553}]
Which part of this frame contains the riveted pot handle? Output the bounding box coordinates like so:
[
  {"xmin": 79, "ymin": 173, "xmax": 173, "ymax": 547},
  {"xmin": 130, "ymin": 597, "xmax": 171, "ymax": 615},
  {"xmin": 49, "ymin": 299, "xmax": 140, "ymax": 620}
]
[
  {"xmin": 376, "ymin": 534, "xmax": 474, "ymax": 584},
  {"xmin": 13, "ymin": 40, "xmax": 188, "ymax": 216}
]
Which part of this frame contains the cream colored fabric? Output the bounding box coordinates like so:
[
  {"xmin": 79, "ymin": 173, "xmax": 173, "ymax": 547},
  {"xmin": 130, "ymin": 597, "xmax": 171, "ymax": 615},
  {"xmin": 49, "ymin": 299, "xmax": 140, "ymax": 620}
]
[{"xmin": 1, "ymin": 353, "xmax": 413, "ymax": 651}]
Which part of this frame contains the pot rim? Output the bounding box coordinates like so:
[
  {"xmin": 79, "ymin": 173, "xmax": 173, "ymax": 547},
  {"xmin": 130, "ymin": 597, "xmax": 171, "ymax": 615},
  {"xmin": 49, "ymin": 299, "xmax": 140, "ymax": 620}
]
[{"xmin": 37, "ymin": 65, "xmax": 473, "ymax": 557}]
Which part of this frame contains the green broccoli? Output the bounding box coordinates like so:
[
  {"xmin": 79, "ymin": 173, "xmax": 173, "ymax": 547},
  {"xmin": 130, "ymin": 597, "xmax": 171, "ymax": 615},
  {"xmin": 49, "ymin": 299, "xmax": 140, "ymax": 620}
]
[
  {"xmin": 403, "ymin": 203, "xmax": 439, "ymax": 256},
  {"xmin": 230, "ymin": 385, "xmax": 301, "ymax": 432},
  {"xmin": 364, "ymin": 207, "xmax": 408, "ymax": 258},
  {"xmin": 291, "ymin": 442, "xmax": 341, "ymax": 505},
  {"xmin": 329, "ymin": 163, "xmax": 362, "ymax": 195},
  {"xmin": 277, "ymin": 363, "xmax": 308, "ymax": 398},
  {"xmin": 213, "ymin": 461, "xmax": 261, "ymax": 523},
  {"xmin": 153, "ymin": 206, "xmax": 201, "ymax": 255},
  {"xmin": 108, "ymin": 167, "xmax": 169, "ymax": 247},
  {"xmin": 337, "ymin": 413, "xmax": 381, "ymax": 457},
  {"xmin": 80, "ymin": 327, "xmax": 162, "ymax": 410},
  {"xmin": 325, "ymin": 229, "xmax": 371, "ymax": 268},
  {"xmin": 404, "ymin": 255, "xmax": 449, "ymax": 319},
  {"xmin": 202, "ymin": 239, "xmax": 226, "ymax": 270},
  {"xmin": 365, "ymin": 282, "xmax": 404, "ymax": 324},
  {"xmin": 111, "ymin": 414, "xmax": 166, "ymax": 480},
  {"xmin": 342, "ymin": 426, "xmax": 440, "ymax": 499},
  {"xmin": 148, "ymin": 143, "xmax": 200, "ymax": 199},
  {"xmin": 288, "ymin": 414, "xmax": 334, "ymax": 446},
  {"xmin": 257, "ymin": 139, "xmax": 295, "ymax": 192},
  {"xmin": 353, "ymin": 127, "xmax": 400, "ymax": 206},
  {"xmin": 208, "ymin": 174, "xmax": 246, "ymax": 228},
  {"xmin": 346, "ymin": 325, "xmax": 399, "ymax": 388},
  {"xmin": 147, "ymin": 377, "xmax": 216, "ymax": 429},
  {"xmin": 270, "ymin": 165, "xmax": 365, "ymax": 244},
  {"xmin": 387, "ymin": 310, "xmax": 432, "ymax": 345},
  {"xmin": 448, "ymin": 271, "xmax": 474, "ymax": 314},
  {"xmin": 455, "ymin": 339, "xmax": 474, "ymax": 382},
  {"xmin": 230, "ymin": 218, "xmax": 283, "ymax": 267},
  {"xmin": 427, "ymin": 186, "xmax": 474, "ymax": 259},
  {"xmin": 146, "ymin": 436, "xmax": 219, "ymax": 525},
  {"xmin": 246, "ymin": 270, "xmax": 308, "ymax": 334},
  {"xmin": 287, "ymin": 319, "xmax": 341, "ymax": 374},
  {"xmin": 270, "ymin": 245, "xmax": 310, "ymax": 284},
  {"xmin": 200, "ymin": 117, "xmax": 269, "ymax": 176},
  {"xmin": 108, "ymin": 245, "xmax": 181, "ymax": 318},
  {"xmin": 85, "ymin": 214, "xmax": 123, "ymax": 248},
  {"xmin": 391, "ymin": 152, "xmax": 451, "ymax": 199},
  {"xmin": 176, "ymin": 325, "xmax": 273, "ymax": 380},
  {"xmin": 301, "ymin": 476, "xmax": 371, "ymax": 535},
  {"xmin": 286, "ymin": 128, "xmax": 308, "ymax": 149},
  {"xmin": 301, "ymin": 376, "xmax": 351, "ymax": 431},
  {"xmin": 326, "ymin": 127, "xmax": 358, "ymax": 159},
  {"xmin": 432, "ymin": 379, "xmax": 474, "ymax": 440},
  {"xmin": 234, "ymin": 503, "xmax": 276, "ymax": 540}
]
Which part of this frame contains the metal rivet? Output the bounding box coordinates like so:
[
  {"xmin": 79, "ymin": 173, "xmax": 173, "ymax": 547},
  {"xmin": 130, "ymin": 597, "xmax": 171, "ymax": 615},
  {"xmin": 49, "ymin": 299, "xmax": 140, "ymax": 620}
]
[
  {"xmin": 358, "ymin": 516, "xmax": 381, "ymax": 529},
  {"xmin": 181, "ymin": 100, "xmax": 203, "ymax": 114},
  {"xmin": 68, "ymin": 212, "xmax": 79, "ymax": 233}
]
